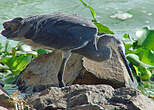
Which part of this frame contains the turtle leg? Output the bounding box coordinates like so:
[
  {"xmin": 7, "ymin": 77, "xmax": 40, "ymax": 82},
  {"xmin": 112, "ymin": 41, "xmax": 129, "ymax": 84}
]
[{"xmin": 58, "ymin": 50, "xmax": 72, "ymax": 87}]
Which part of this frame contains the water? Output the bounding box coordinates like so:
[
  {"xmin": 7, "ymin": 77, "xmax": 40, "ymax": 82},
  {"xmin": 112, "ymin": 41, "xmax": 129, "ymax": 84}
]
[{"xmin": 0, "ymin": 0, "xmax": 154, "ymax": 40}]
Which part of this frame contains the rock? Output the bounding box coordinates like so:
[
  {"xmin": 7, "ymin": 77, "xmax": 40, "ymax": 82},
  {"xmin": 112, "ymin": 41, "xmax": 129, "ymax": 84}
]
[
  {"xmin": 110, "ymin": 87, "xmax": 154, "ymax": 110},
  {"xmin": 0, "ymin": 87, "xmax": 14, "ymax": 109},
  {"xmin": 26, "ymin": 84, "xmax": 113, "ymax": 110},
  {"xmin": 68, "ymin": 104, "xmax": 104, "ymax": 110},
  {"xmin": 0, "ymin": 87, "xmax": 36, "ymax": 110},
  {"xmin": 82, "ymin": 49, "xmax": 133, "ymax": 88},
  {"xmin": 16, "ymin": 48, "xmax": 136, "ymax": 93},
  {"xmin": 73, "ymin": 69, "xmax": 125, "ymax": 88},
  {"xmin": 16, "ymin": 50, "xmax": 83, "ymax": 92},
  {"xmin": 0, "ymin": 106, "xmax": 9, "ymax": 110},
  {"xmin": 25, "ymin": 84, "xmax": 154, "ymax": 110},
  {"xmin": 16, "ymin": 38, "xmax": 136, "ymax": 92},
  {"xmin": 16, "ymin": 48, "xmax": 135, "ymax": 93}
]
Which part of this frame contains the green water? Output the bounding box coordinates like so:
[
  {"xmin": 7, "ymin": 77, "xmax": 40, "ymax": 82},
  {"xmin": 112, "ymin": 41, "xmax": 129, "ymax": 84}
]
[{"xmin": 0, "ymin": 0, "xmax": 154, "ymax": 39}]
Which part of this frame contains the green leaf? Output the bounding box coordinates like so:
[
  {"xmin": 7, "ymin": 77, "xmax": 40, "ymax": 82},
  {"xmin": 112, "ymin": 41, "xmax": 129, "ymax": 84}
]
[
  {"xmin": 16, "ymin": 51, "xmax": 38, "ymax": 58},
  {"xmin": 0, "ymin": 54, "xmax": 32, "ymax": 75},
  {"xmin": 135, "ymin": 48, "xmax": 154, "ymax": 66},
  {"xmin": 15, "ymin": 55, "xmax": 32, "ymax": 72},
  {"xmin": 138, "ymin": 68, "xmax": 152, "ymax": 81},
  {"xmin": 0, "ymin": 56, "xmax": 12, "ymax": 64},
  {"xmin": 10, "ymin": 55, "xmax": 32, "ymax": 75},
  {"xmin": 80, "ymin": 0, "xmax": 96, "ymax": 21},
  {"xmin": 126, "ymin": 54, "xmax": 154, "ymax": 70},
  {"xmin": 123, "ymin": 33, "xmax": 129, "ymax": 39},
  {"xmin": 93, "ymin": 21, "xmax": 114, "ymax": 34},
  {"xmin": 132, "ymin": 41, "xmax": 138, "ymax": 49},
  {"xmin": 80, "ymin": 0, "xmax": 114, "ymax": 34},
  {"xmin": 125, "ymin": 43, "xmax": 132, "ymax": 50},
  {"xmin": 11, "ymin": 47, "xmax": 17, "ymax": 56},
  {"xmin": 36, "ymin": 49, "xmax": 52, "ymax": 56},
  {"xmin": 151, "ymin": 74, "xmax": 154, "ymax": 81},
  {"xmin": 0, "ymin": 43, "xmax": 3, "ymax": 51},
  {"xmin": 123, "ymin": 33, "xmax": 134, "ymax": 42},
  {"xmin": 18, "ymin": 44, "xmax": 32, "ymax": 52},
  {"xmin": 0, "ymin": 64, "xmax": 9, "ymax": 70},
  {"xmin": 4, "ymin": 74, "xmax": 17, "ymax": 84},
  {"xmin": 123, "ymin": 42, "xmax": 133, "ymax": 54},
  {"xmin": 136, "ymin": 27, "xmax": 154, "ymax": 50},
  {"xmin": 4, "ymin": 40, "xmax": 10, "ymax": 53},
  {"xmin": 7, "ymin": 56, "xmax": 20, "ymax": 70}
]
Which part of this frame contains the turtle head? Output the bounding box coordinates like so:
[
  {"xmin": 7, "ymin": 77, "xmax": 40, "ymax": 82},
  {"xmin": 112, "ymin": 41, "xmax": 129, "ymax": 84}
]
[{"xmin": 1, "ymin": 17, "xmax": 24, "ymax": 38}]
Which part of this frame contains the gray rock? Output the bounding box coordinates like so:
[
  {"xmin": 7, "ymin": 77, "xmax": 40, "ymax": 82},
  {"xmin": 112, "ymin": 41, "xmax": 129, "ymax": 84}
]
[
  {"xmin": 0, "ymin": 87, "xmax": 14, "ymax": 109},
  {"xmin": 0, "ymin": 87, "xmax": 35, "ymax": 110},
  {"xmin": 68, "ymin": 104, "xmax": 104, "ymax": 110},
  {"xmin": 26, "ymin": 84, "xmax": 113, "ymax": 110},
  {"xmin": 16, "ymin": 49, "xmax": 135, "ymax": 93},
  {"xmin": 82, "ymin": 49, "xmax": 134, "ymax": 88},
  {"xmin": 110, "ymin": 87, "xmax": 154, "ymax": 110},
  {"xmin": 16, "ymin": 50, "xmax": 83, "ymax": 92},
  {"xmin": 26, "ymin": 84, "xmax": 154, "ymax": 110},
  {"xmin": 15, "ymin": 38, "xmax": 136, "ymax": 92}
]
